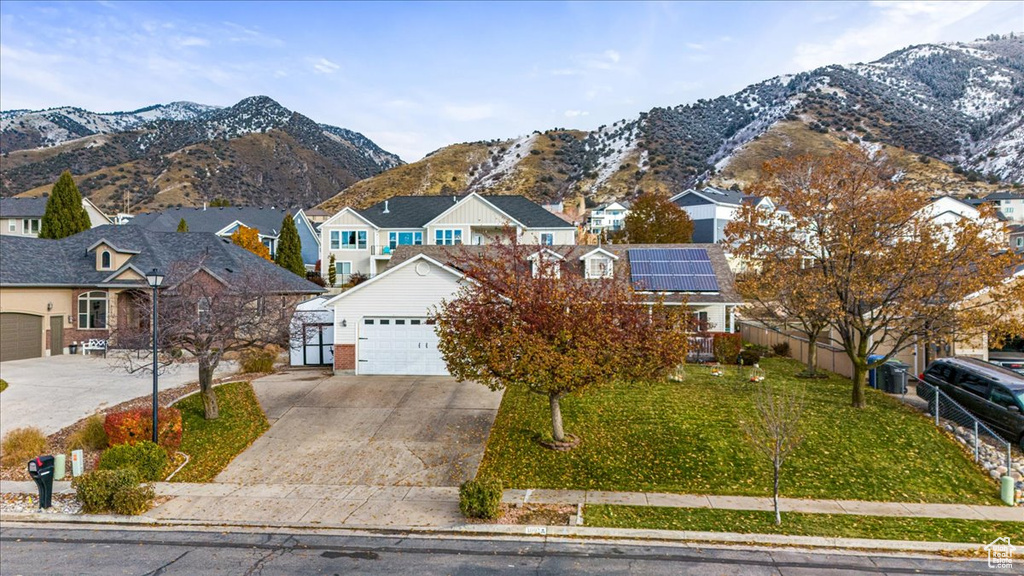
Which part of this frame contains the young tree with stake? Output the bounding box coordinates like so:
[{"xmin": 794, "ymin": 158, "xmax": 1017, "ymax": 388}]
[{"xmin": 742, "ymin": 383, "xmax": 805, "ymax": 526}]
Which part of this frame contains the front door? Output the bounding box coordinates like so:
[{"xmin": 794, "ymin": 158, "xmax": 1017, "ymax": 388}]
[{"xmin": 50, "ymin": 316, "xmax": 63, "ymax": 355}]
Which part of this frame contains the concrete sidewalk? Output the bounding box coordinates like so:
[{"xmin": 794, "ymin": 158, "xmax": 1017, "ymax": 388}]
[{"xmin": 3, "ymin": 481, "xmax": 1020, "ymax": 524}]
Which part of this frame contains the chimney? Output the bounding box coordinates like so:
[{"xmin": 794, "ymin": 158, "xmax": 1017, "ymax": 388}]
[{"xmin": 383, "ymin": 200, "xmax": 390, "ymax": 214}]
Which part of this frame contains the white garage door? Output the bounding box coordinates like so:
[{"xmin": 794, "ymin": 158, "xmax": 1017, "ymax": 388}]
[{"xmin": 358, "ymin": 317, "xmax": 448, "ymax": 375}]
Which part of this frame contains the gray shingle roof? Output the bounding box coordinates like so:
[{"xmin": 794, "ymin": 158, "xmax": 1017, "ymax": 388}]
[
  {"xmin": 356, "ymin": 194, "xmax": 574, "ymax": 229},
  {"xmin": 0, "ymin": 225, "xmax": 323, "ymax": 294},
  {"xmin": 388, "ymin": 243, "xmax": 740, "ymax": 304},
  {"xmin": 0, "ymin": 197, "xmax": 48, "ymax": 218},
  {"xmin": 128, "ymin": 207, "xmax": 292, "ymax": 237},
  {"xmin": 985, "ymin": 191, "xmax": 1024, "ymax": 201}
]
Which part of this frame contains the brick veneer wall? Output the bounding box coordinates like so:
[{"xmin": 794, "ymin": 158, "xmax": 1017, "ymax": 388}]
[{"xmin": 334, "ymin": 344, "xmax": 355, "ymax": 371}]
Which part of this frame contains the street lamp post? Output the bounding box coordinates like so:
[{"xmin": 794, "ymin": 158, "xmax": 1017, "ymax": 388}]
[{"xmin": 145, "ymin": 269, "xmax": 164, "ymax": 445}]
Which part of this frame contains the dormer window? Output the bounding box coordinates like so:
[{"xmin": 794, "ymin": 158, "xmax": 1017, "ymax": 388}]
[
  {"xmin": 586, "ymin": 256, "xmax": 613, "ymax": 279},
  {"xmin": 101, "ymin": 251, "xmax": 112, "ymax": 269},
  {"xmin": 529, "ymin": 249, "xmax": 564, "ymax": 278}
]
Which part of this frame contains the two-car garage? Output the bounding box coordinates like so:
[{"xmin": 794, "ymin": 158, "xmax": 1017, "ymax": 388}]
[
  {"xmin": 0, "ymin": 313, "xmax": 43, "ymax": 362},
  {"xmin": 323, "ymin": 254, "xmax": 466, "ymax": 376}
]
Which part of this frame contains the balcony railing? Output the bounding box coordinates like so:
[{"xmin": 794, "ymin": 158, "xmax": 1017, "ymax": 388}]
[{"xmin": 369, "ymin": 245, "xmax": 394, "ymax": 256}]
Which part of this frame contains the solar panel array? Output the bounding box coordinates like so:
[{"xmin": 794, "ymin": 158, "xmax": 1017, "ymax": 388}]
[{"xmin": 628, "ymin": 248, "xmax": 720, "ymax": 292}]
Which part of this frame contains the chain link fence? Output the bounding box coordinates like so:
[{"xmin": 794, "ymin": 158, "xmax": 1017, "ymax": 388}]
[{"xmin": 915, "ymin": 381, "xmax": 1013, "ymax": 473}]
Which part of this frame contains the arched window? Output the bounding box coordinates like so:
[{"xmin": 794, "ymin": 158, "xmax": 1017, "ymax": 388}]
[
  {"xmin": 101, "ymin": 251, "xmax": 111, "ymax": 269},
  {"xmin": 78, "ymin": 291, "xmax": 108, "ymax": 329}
]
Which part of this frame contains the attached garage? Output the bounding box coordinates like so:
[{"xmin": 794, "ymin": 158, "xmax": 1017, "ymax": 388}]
[
  {"xmin": 326, "ymin": 254, "xmax": 468, "ymax": 375},
  {"xmin": 0, "ymin": 313, "xmax": 43, "ymax": 362},
  {"xmin": 358, "ymin": 317, "xmax": 447, "ymax": 375}
]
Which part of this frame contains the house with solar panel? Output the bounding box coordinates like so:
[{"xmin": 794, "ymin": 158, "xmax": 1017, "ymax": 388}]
[{"xmin": 316, "ymin": 242, "xmax": 741, "ymax": 375}]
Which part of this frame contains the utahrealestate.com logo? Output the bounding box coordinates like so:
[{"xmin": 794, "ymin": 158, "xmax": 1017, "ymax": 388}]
[{"xmin": 985, "ymin": 537, "xmax": 1015, "ymax": 569}]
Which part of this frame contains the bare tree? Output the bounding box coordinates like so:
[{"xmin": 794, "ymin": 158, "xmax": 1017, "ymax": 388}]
[
  {"xmin": 741, "ymin": 383, "xmax": 805, "ymax": 526},
  {"xmin": 113, "ymin": 256, "xmax": 307, "ymax": 420}
]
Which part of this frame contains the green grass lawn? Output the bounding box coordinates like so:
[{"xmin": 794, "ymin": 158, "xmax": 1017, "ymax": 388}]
[
  {"xmin": 477, "ymin": 357, "xmax": 999, "ymax": 504},
  {"xmin": 171, "ymin": 382, "xmax": 269, "ymax": 483},
  {"xmin": 586, "ymin": 505, "xmax": 1024, "ymax": 543}
]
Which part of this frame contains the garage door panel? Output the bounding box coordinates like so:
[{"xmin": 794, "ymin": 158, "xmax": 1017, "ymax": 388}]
[
  {"xmin": 0, "ymin": 313, "xmax": 44, "ymax": 362},
  {"xmin": 358, "ymin": 317, "xmax": 448, "ymax": 376}
]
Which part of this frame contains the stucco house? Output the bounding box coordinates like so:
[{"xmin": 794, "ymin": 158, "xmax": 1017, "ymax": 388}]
[
  {"xmin": 0, "ymin": 196, "xmax": 110, "ymax": 237},
  {"xmin": 0, "ymin": 225, "xmax": 322, "ymax": 362},
  {"xmin": 321, "ymin": 243, "xmax": 741, "ymax": 375},
  {"xmin": 318, "ymin": 193, "xmax": 577, "ymax": 284},
  {"xmin": 127, "ymin": 206, "xmax": 320, "ymax": 267}
]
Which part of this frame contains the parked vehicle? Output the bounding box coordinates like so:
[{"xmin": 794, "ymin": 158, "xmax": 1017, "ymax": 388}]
[
  {"xmin": 988, "ymin": 351, "xmax": 1024, "ymax": 375},
  {"xmin": 918, "ymin": 357, "xmax": 1024, "ymax": 449}
]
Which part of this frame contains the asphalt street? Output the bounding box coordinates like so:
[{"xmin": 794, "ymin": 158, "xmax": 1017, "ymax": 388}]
[{"xmin": 0, "ymin": 524, "xmax": 1006, "ymax": 575}]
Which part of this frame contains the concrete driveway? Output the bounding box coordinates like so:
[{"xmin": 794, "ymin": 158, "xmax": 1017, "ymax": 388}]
[
  {"xmin": 215, "ymin": 371, "xmax": 503, "ymax": 487},
  {"xmin": 0, "ymin": 355, "xmax": 235, "ymax": 436}
]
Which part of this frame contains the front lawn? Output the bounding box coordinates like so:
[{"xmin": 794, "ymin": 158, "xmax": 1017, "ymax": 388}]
[
  {"xmin": 477, "ymin": 357, "xmax": 999, "ymax": 504},
  {"xmin": 586, "ymin": 505, "xmax": 1024, "ymax": 543},
  {"xmin": 171, "ymin": 382, "xmax": 269, "ymax": 483}
]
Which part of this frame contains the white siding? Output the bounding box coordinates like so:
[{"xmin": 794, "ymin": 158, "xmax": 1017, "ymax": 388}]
[
  {"xmin": 519, "ymin": 228, "xmax": 576, "ymax": 245},
  {"xmin": 690, "ymin": 304, "xmax": 728, "ymax": 332},
  {"xmin": 680, "ymin": 204, "xmax": 716, "ymax": 221},
  {"xmin": 331, "ymin": 260, "xmax": 466, "ymax": 345},
  {"xmin": 431, "ymin": 195, "xmax": 514, "ymax": 227}
]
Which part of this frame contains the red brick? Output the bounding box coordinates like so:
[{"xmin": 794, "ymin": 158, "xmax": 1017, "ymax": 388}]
[{"xmin": 334, "ymin": 344, "xmax": 355, "ymax": 371}]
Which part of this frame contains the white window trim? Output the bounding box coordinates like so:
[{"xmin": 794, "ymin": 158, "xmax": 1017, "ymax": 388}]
[
  {"xmin": 585, "ymin": 256, "xmax": 613, "ymax": 279},
  {"xmin": 77, "ymin": 291, "xmax": 108, "ymax": 330},
  {"xmin": 7, "ymin": 220, "xmax": 15, "ymax": 232},
  {"xmin": 335, "ymin": 260, "xmax": 353, "ymax": 284},
  {"xmin": 434, "ymin": 228, "xmax": 464, "ymax": 245},
  {"xmin": 330, "ymin": 229, "xmax": 367, "ymax": 250}
]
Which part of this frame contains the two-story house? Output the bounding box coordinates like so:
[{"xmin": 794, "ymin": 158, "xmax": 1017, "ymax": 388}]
[
  {"xmin": 670, "ymin": 187, "xmax": 785, "ymax": 244},
  {"xmin": 0, "ymin": 196, "xmax": 110, "ymax": 237},
  {"xmin": 587, "ymin": 201, "xmax": 630, "ymax": 234},
  {"xmin": 318, "ymin": 193, "xmax": 576, "ymax": 284}
]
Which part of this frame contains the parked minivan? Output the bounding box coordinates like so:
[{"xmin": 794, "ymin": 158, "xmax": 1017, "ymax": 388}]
[{"xmin": 918, "ymin": 357, "xmax": 1024, "ymax": 449}]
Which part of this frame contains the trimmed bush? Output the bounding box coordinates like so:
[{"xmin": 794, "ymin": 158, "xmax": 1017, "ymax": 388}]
[
  {"xmin": 738, "ymin": 348, "xmax": 761, "ymax": 366},
  {"xmin": 68, "ymin": 415, "xmax": 109, "ymax": 451},
  {"xmin": 104, "ymin": 407, "xmax": 182, "ymax": 452},
  {"xmin": 459, "ymin": 478, "xmax": 503, "ymax": 519},
  {"xmin": 772, "ymin": 342, "xmax": 792, "ymax": 358},
  {"xmin": 73, "ymin": 469, "xmax": 141, "ymax": 514},
  {"xmin": 712, "ymin": 333, "xmax": 742, "ymax": 365},
  {"xmin": 98, "ymin": 441, "xmax": 168, "ymax": 481},
  {"xmin": 0, "ymin": 427, "xmax": 48, "ymax": 468},
  {"xmin": 240, "ymin": 345, "xmax": 278, "ymax": 374},
  {"xmin": 112, "ymin": 483, "xmax": 156, "ymax": 515}
]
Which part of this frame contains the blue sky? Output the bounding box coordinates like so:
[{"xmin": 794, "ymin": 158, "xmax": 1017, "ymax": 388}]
[{"xmin": 1, "ymin": 1, "xmax": 1020, "ymax": 160}]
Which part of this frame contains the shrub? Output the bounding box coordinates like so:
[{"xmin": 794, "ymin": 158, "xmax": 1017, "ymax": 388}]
[
  {"xmin": 104, "ymin": 407, "xmax": 182, "ymax": 452},
  {"xmin": 68, "ymin": 415, "xmax": 109, "ymax": 451},
  {"xmin": 0, "ymin": 427, "xmax": 48, "ymax": 468},
  {"xmin": 73, "ymin": 469, "xmax": 141, "ymax": 514},
  {"xmin": 240, "ymin": 345, "xmax": 278, "ymax": 373},
  {"xmin": 112, "ymin": 483, "xmax": 156, "ymax": 515},
  {"xmin": 712, "ymin": 333, "xmax": 743, "ymax": 365},
  {"xmin": 772, "ymin": 342, "xmax": 792, "ymax": 358},
  {"xmin": 459, "ymin": 478, "xmax": 503, "ymax": 519},
  {"xmin": 738, "ymin": 348, "xmax": 761, "ymax": 366},
  {"xmin": 99, "ymin": 441, "xmax": 168, "ymax": 481}
]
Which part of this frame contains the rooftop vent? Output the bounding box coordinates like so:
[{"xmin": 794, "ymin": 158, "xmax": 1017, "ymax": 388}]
[{"xmin": 383, "ymin": 200, "xmax": 390, "ymax": 214}]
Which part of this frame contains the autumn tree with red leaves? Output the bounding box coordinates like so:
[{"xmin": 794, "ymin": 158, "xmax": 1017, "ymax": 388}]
[{"xmin": 434, "ymin": 232, "xmax": 691, "ymax": 447}]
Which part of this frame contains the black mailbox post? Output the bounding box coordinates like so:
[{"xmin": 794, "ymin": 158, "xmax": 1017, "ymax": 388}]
[{"xmin": 27, "ymin": 455, "xmax": 55, "ymax": 509}]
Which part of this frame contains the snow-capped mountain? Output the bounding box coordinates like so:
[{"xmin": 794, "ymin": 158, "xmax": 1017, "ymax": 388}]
[
  {"xmin": 1, "ymin": 96, "xmax": 403, "ymax": 212},
  {"xmin": 320, "ymin": 34, "xmax": 1023, "ymax": 213}
]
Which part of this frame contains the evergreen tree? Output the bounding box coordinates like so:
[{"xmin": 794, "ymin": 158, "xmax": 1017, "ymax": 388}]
[
  {"xmin": 39, "ymin": 171, "xmax": 91, "ymax": 239},
  {"xmin": 176, "ymin": 218, "xmax": 189, "ymax": 232},
  {"xmin": 328, "ymin": 254, "xmax": 337, "ymax": 286},
  {"xmin": 274, "ymin": 214, "xmax": 305, "ymax": 276}
]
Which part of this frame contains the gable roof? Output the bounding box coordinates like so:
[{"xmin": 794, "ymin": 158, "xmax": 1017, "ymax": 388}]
[
  {"xmin": 353, "ymin": 194, "xmax": 574, "ymax": 229},
  {"xmin": 323, "ymin": 253, "xmax": 467, "ymax": 305},
  {"xmin": 984, "ymin": 191, "xmax": 1024, "ymax": 201},
  {"xmin": 128, "ymin": 207, "xmax": 292, "ymax": 237},
  {"xmin": 0, "ymin": 197, "xmax": 49, "ymax": 218},
  {"xmin": 0, "ymin": 225, "xmax": 323, "ymax": 294},
  {"xmin": 387, "ymin": 243, "xmax": 741, "ymax": 305},
  {"xmin": 671, "ymin": 186, "xmax": 779, "ymax": 210}
]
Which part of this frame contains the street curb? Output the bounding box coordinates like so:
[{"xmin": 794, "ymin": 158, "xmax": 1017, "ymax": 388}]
[{"xmin": 0, "ymin": 512, "xmax": 992, "ymax": 554}]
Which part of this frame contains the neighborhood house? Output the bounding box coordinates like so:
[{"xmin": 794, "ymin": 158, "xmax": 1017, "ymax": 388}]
[
  {"xmin": 316, "ymin": 242, "xmax": 741, "ymax": 375},
  {"xmin": 671, "ymin": 187, "xmax": 786, "ymax": 244},
  {"xmin": 318, "ymin": 193, "xmax": 577, "ymax": 283},
  {"xmin": 0, "ymin": 196, "xmax": 110, "ymax": 237}
]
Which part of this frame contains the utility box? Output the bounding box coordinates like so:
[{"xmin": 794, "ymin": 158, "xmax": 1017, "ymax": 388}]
[{"xmin": 27, "ymin": 455, "xmax": 55, "ymax": 509}]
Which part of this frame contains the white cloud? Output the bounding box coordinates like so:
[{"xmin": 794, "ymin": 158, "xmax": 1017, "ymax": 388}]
[
  {"xmin": 791, "ymin": 1, "xmax": 991, "ymax": 70},
  {"xmin": 312, "ymin": 57, "xmax": 340, "ymax": 74},
  {"xmin": 564, "ymin": 109, "xmax": 590, "ymax": 118},
  {"xmin": 177, "ymin": 36, "xmax": 209, "ymax": 47},
  {"xmin": 685, "ymin": 42, "xmax": 705, "ymax": 51},
  {"xmin": 442, "ymin": 103, "xmax": 494, "ymax": 122},
  {"xmin": 604, "ymin": 49, "xmax": 621, "ymax": 63}
]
